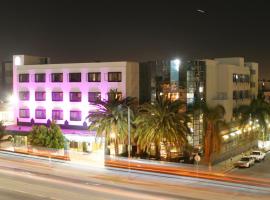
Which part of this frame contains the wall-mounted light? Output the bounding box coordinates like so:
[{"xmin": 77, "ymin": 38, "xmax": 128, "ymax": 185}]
[
  {"xmin": 199, "ymin": 86, "xmax": 204, "ymax": 93},
  {"xmin": 223, "ymin": 135, "xmax": 229, "ymax": 140},
  {"xmin": 14, "ymin": 56, "xmax": 22, "ymax": 66}
]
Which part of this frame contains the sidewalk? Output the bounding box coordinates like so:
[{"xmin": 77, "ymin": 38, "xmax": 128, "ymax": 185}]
[{"xmin": 212, "ymin": 149, "xmax": 253, "ymax": 173}]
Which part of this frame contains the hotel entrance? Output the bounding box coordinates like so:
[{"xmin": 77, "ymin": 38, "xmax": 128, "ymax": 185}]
[{"xmin": 64, "ymin": 132, "xmax": 105, "ymax": 167}]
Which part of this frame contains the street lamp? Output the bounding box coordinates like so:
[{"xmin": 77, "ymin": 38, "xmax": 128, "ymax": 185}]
[{"xmin": 128, "ymin": 106, "xmax": 131, "ymax": 159}]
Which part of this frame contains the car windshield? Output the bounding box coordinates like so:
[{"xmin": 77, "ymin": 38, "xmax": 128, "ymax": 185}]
[
  {"xmin": 240, "ymin": 157, "xmax": 250, "ymax": 161},
  {"xmin": 251, "ymin": 152, "xmax": 260, "ymax": 155}
]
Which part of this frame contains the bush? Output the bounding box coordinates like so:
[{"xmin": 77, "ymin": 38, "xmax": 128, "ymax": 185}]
[
  {"xmin": 0, "ymin": 121, "xmax": 6, "ymax": 141},
  {"xmin": 28, "ymin": 123, "xmax": 65, "ymax": 149}
]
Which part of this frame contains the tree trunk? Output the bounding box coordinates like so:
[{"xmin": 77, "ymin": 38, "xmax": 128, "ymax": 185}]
[
  {"xmin": 155, "ymin": 144, "xmax": 160, "ymax": 160},
  {"xmin": 166, "ymin": 142, "xmax": 171, "ymax": 161},
  {"xmin": 136, "ymin": 145, "xmax": 141, "ymax": 156},
  {"xmin": 114, "ymin": 138, "xmax": 119, "ymax": 156},
  {"xmin": 204, "ymin": 121, "xmax": 213, "ymax": 165}
]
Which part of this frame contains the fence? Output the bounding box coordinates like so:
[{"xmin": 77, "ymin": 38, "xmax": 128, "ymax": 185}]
[{"xmin": 0, "ymin": 141, "xmax": 68, "ymax": 160}]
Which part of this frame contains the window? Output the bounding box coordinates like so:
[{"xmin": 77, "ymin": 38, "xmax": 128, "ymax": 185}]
[
  {"xmin": 70, "ymin": 111, "xmax": 82, "ymax": 121},
  {"xmin": 108, "ymin": 72, "xmax": 121, "ymax": 82},
  {"xmin": 251, "ymin": 69, "xmax": 256, "ymax": 75},
  {"xmin": 70, "ymin": 141, "xmax": 78, "ymax": 148},
  {"xmin": 244, "ymin": 75, "xmax": 250, "ymax": 83},
  {"xmin": 239, "ymin": 91, "xmax": 244, "ymax": 99},
  {"xmin": 35, "ymin": 91, "xmax": 46, "ymax": 101},
  {"xmin": 250, "ymin": 82, "xmax": 256, "ymax": 88},
  {"xmin": 233, "ymin": 91, "xmax": 238, "ymax": 100},
  {"xmin": 69, "ymin": 73, "xmax": 81, "ymax": 82},
  {"xmin": 88, "ymin": 92, "xmax": 101, "ymax": 102},
  {"xmin": 88, "ymin": 72, "xmax": 101, "ymax": 82},
  {"xmin": 35, "ymin": 73, "xmax": 46, "ymax": 82},
  {"xmin": 19, "ymin": 91, "xmax": 30, "ymax": 101},
  {"xmin": 35, "ymin": 109, "xmax": 46, "ymax": 119},
  {"xmin": 107, "ymin": 92, "xmax": 122, "ymax": 102},
  {"xmin": 70, "ymin": 92, "xmax": 81, "ymax": 102},
  {"xmin": 244, "ymin": 90, "xmax": 249, "ymax": 99},
  {"xmin": 51, "ymin": 73, "xmax": 63, "ymax": 82},
  {"xmin": 233, "ymin": 74, "xmax": 237, "ymax": 83},
  {"xmin": 19, "ymin": 74, "xmax": 29, "ymax": 82},
  {"xmin": 52, "ymin": 92, "xmax": 63, "ymax": 101},
  {"xmin": 19, "ymin": 109, "xmax": 30, "ymax": 118},
  {"xmin": 52, "ymin": 110, "xmax": 63, "ymax": 120}
]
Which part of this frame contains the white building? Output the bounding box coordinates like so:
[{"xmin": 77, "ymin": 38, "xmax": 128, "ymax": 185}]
[
  {"xmin": 184, "ymin": 57, "xmax": 258, "ymax": 147},
  {"xmin": 205, "ymin": 57, "xmax": 258, "ymax": 121},
  {"xmin": 12, "ymin": 55, "xmax": 139, "ymax": 129}
]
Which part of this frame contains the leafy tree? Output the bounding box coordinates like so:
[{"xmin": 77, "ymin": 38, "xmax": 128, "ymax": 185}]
[
  {"xmin": 134, "ymin": 97, "xmax": 190, "ymax": 160},
  {"xmin": 237, "ymin": 98, "xmax": 270, "ymax": 141},
  {"xmin": 88, "ymin": 89, "xmax": 136, "ymax": 155},
  {"xmin": 28, "ymin": 122, "xmax": 65, "ymax": 149}
]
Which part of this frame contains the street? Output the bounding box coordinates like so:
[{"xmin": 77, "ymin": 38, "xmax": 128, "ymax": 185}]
[
  {"xmin": 0, "ymin": 152, "xmax": 269, "ymax": 200},
  {"xmin": 229, "ymin": 152, "xmax": 270, "ymax": 178}
]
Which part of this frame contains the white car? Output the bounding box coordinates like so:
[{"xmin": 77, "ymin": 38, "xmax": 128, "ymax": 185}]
[
  {"xmin": 234, "ymin": 156, "xmax": 255, "ymax": 168},
  {"xmin": 249, "ymin": 151, "xmax": 266, "ymax": 162}
]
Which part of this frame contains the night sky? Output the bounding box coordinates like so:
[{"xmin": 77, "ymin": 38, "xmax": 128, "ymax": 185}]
[{"xmin": 1, "ymin": 0, "xmax": 269, "ymax": 78}]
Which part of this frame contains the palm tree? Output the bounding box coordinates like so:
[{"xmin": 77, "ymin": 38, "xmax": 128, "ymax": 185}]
[
  {"xmin": 188, "ymin": 100, "xmax": 226, "ymax": 166},
  {"xmin": 202, "ymin": 104, "xmax": 226, "ymax": 166},
  {"xmin": 87, "ymin": 89, "xmax": 136, "ymax": 156},
  {"xmin": 236, "ymin": 98, "xmax": 270, "ymax": 143},
  {"xmin": 134, "ymin": 97, "xmax": 190, "ymax": 160}
]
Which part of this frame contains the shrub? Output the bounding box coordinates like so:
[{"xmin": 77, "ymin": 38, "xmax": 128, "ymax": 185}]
[{"xmin": 28, "ymin": 122, "xmax": 65, "ymax": 149}]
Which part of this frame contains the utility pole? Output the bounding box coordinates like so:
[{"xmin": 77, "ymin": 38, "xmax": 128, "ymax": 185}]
[{"xmin": 128, "ymin": 106, "xmax": 131, "ymax": 159}]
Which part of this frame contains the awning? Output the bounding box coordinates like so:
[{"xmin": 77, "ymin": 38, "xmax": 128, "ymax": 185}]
[{"xmin": 5, "ymin": 125, "xmax": 97, "ymax": 138}]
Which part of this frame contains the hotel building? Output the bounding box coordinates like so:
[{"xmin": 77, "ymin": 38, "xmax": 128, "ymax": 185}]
[{"xmin": 12, "ymin": 55, "xmax": 139, "ymax": 129}]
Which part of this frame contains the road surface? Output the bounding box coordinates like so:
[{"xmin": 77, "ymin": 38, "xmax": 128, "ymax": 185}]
[
  {"xmin": 229, "ymin": 152, "xmax": 270, "ymax": 178},
  {"xmin": 0, "ymin": 151, "xmax": 269, "ymax": 200}
]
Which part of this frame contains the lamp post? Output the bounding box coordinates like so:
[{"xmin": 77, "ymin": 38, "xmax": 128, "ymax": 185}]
[{"xmin": 128, "ymin": 106, "xmax": 131, "ymax": 159}]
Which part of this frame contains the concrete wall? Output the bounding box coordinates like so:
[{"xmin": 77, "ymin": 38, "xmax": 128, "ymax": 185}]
[
  {"xmin": 245, "ymin": 62, "xmax": 259, "ymax": 99},
  {"xmin": 126, "ymin": 62, "xmax": 139, "ymax": 100},
  {"xmin": 215, "ymin": 57, "xmax": 244, "ymax": 67}
]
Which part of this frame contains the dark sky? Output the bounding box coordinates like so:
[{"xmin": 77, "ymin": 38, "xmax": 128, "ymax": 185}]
[{"xmin": 1, "ymin": 0, "xmax": 269, "ymax": 78}]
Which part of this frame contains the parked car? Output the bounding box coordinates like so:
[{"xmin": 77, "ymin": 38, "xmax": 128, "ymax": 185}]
[
  {"xmin": 249, "ymin": 150, "xmax": 266, "ymax": 162},
  {"xmin": 234, "ymin": 156, "xmax": 255, "ymax": 168}
]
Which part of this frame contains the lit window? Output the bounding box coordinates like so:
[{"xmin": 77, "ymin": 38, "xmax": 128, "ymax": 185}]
[
  {"xmin": 19, "ymin": 109, "xmax": 30, "ymax": 118},
  {"xmin": 70, "ymin": 111, "xmax": 82, "ymax": 121},
  {"xmin": 51, "ymin": 73, "xmax": 63, "ymax": 82},
  {"xmin": 108, "ymin": 72, "xmax": 121, "ymax": 82},
  {"xmin": 35, "ymin": 109, "xmax": 46, "ymax": 119},
  {"xmin": 19, "ymin": 91, "xmax": 30, "ymax": 101},
  {"xmin": 52, "ymin": 92, "xmax": 63, "ymax": 101},
  {"xmin": 70, "ymin": 92, "xmax": 81, "ymax": 102},
  {"xmin": 35, "ymin": 92, "xmax": 46, "ymax": 101},
  {"xmin": 69, "ymin": 73, "xmax": 81, "ymax": 82},
  {"xmin": 88, "ymin": 92, "xmax": 101, "ymax": 102},
  {"xmin": 88, "ymin": 72, "xmax": 101, "ymax": 82},
  {"xmin": 35, "ymin": 73, "xmax": 46, "ymax": 82},
  {"xmin": 19, "ymin": 74, "xmax": 29, "ymax": 82},
  {"xmin": 52, "ymin": 110, "xmax": 63, "ymax": 120}
]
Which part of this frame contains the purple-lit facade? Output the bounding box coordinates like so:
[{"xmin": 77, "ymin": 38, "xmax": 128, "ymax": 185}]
[{"xmin": 13, "ymin": 55, "xmax": 139, "ymax": 130}]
